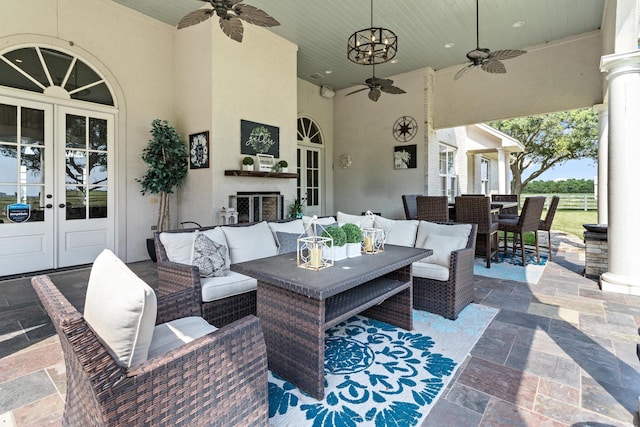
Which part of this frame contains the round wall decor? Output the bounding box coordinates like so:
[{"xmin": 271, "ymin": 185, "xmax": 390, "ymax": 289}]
[
  {"xmin": 393, "ymin": 116, "xmax": 418, "ymax": 142},
  {"xmin": 339, "ymin": 153, "xmax": 352, "ymax": 169}
]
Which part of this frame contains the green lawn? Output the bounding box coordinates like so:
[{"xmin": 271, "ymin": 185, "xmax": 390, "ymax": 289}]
[{"xmin": 521, "ymin": 208, "xmax": 597, "ymax": 244}]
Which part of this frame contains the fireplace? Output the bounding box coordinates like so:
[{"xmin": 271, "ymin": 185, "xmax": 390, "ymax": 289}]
[{"xmin": 229, "ymin": 192, "xmax": 284, "ymax": 223}]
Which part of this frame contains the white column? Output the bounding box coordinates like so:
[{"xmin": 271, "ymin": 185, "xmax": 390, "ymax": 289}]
[
  {"xmin": 599, "ymin": 51, "xmax": 640, "ymax": 295},
  {"xmin": 593, "ymin": 104, "xmax": 608, "ymax": 225},
  {"xmin": 496, "ymin": 148, "xmax": 507, "ymax": 194}
]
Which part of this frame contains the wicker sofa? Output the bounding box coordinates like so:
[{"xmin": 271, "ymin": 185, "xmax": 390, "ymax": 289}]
[
  {"xmin": 156, "ymin": 212, "xmax": 477, "ymax": 325},
  {"xmin": 32, "ymin": 249, "xmax": 268, "ymax": 427}
]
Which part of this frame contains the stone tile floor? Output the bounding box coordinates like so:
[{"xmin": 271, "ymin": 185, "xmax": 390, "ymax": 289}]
[{"xmin": 1, "ymin": 231, "xmax": 638, "ymax": 426}]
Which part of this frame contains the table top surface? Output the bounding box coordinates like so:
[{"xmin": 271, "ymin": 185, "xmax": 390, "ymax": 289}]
[
  {"xmin": 490, "ymin": 201, "xmax": 518, "ymax": 209},
  {"xmin": 231, "ymin": 244, "xmax": 430, "ymax": 300}
]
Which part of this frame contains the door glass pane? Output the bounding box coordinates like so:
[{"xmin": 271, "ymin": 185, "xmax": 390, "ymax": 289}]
[
  {"xmin": 20, "ymin": 146, "xmax": 44, "ymax": 184},
  {"xmin": 89, "ymin": 188, "xmax": 107, "ymax": 218},
  {"xmin": 0, "ymin": 184, "xmax": 17, "ymax": 223},
  {"xmin": 65, "ymin": 150, "xmax": 86, "ymax": 184},
  {"xmin": 66, "ymin": 114, "xmax": 86, "ymax": 149},
  {"xmin": 0, "ymin": 104, "xmax": 18, "ymax": 142},
  {"xmin": 22, "ymin": 108, "xmax": 45, "ymax": 145},
  {"xmin": 89, "ymin": 152, "xmax": 107, "ymax": 185},
  {"xmin": 65, "ymin": 185, "xmax": 86, "ymax": 220},
  {"xmin": 89, "ymin": 118, "xmax": 107, "ymax": 150},
  {"xmin": 25, "ymin": 186, "xmax": 44, "ymax": 222},
  {"xmin": 0, "ymin": 144, "xmax": 18, "ymax": 180}
]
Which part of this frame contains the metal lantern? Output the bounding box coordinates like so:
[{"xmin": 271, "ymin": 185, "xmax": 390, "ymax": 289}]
[
  {"xmin": 297, "ymin": 215, "xmax": 334, "ymax": 270},
  {"xmin": 361, "ymin": 227, "xmax": 385, "ymax": 254}
]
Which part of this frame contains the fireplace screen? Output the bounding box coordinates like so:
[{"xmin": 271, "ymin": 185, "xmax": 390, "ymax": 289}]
[{"xmin": 229, "ymin": 192, "xmax": 284, "ymax": 223}]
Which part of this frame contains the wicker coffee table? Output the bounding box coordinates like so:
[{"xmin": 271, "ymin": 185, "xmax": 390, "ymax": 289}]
[{"xmin": 231, "ymin": 244, "xmax": 430, "ymax": 399}]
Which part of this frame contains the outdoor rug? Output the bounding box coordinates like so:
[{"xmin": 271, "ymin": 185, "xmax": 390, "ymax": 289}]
[
  {"xmin": 473, "ymin": 251, "xmax": 549, "ymax": 284},
  {"xmin": 268, "ymin": 304, "xmax": 498, "ymax": 426}
]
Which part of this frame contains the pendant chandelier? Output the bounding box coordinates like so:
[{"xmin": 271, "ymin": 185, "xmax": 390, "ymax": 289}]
[{"xmin": 347, "ymin": 0, "xmax": 397, "ymax": 65}]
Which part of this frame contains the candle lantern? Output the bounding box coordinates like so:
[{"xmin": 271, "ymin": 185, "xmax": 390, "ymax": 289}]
[
  {"xmin": 361, "ymin": 227, "xmax": 385, "ymax": 254},
  {"xmin": 297, "ymin": 215, "xmax": 334, "ymax": 270}
]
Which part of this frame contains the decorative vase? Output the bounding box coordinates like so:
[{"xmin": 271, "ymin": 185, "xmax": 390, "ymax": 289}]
[
  {"xmin": 346, "ymin": 242, "xmax": 362, "ymax": 258},
  {"xmin": 323, "ymin": 245, "xmax": 347, "ymax": 261},
  {"xmin": 281, "ymin": 167, "xmax": 288, "ymax": 173}
]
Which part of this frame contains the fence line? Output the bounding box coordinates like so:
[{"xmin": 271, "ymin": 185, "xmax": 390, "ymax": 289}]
[{"xmin": 521, "ymin": 193, "xmax": 596, "ymax": 211}]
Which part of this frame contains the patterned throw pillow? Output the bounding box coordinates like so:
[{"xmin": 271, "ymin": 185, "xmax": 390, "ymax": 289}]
[
  {"xmin": 191, "ymin": 231, "xmax": 228, "ymax": 278},
  {"xmin": 276, "ymin": 231, "xmax": 299, "ymax": 255}
]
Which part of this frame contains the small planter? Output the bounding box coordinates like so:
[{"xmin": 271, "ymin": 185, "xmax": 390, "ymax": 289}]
[
  {"xmin": 281, "ymin": 167, "xmax": 288, "ymax": 173},
  {"xmin": 346, "ymin": 242, "xmax": 362, "ymax": 258},
  {"xmin": 323, "ymin": 245, "xmax": 347, "ymax": 262},
  {"xmin": 242, "ymin": 164, "xmax": 254, "ymax": 171}
]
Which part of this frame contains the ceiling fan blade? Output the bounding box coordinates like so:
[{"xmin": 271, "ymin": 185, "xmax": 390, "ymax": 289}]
[
  {"xmin": 368, "ymin": 88, "xmax": 381, "ymax": 102},
  {"xmin": 454, "ymin": 64, "xmax": 473, "ymax": 80},
  {"xmin": 489, "ymin": 49, "xmax": 526, "ymax": 61},
  {"xmin": 381, "ymin": 85, "xmax": 406, "ymax": 95},
  {"xmin": 482, "ymin": 58, "xmax": 506, "ymax": 74},
  {"xmin": 345, "ymin": 87, "xmax": 369, "ymax": 96},
  {"xmin": 233, "ymin": 4, "xmax": 280, "ymax": 27},
  {"xmin": 219, "ymin": 16, "xmax": 244, "ymax": 42},
  {"xmin": 177, "ymin": 9, "xmax": 214, "ymax": 29}
]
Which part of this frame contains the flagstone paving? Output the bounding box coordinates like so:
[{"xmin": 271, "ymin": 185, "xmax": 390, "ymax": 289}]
[{"xmin": 0, "ymin": 230, "xmax": 638, "ymax": 426}]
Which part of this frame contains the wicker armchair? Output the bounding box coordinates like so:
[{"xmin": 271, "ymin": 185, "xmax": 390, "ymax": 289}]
[
  {"xmin": 455, "ymin": 196, "xmax": 499, "ymax": 268},
  {"xmin": 155, "ymin": 225, "xmax": 257, "ymax": 328},
  {"xmin": 497, "ymin": 196, "xmax": 546, "ymax": 266},
  {"xmin": 538, "ymin": 195, "xmax": 560, "ymax": 260},
  {"xmin": 31, "ymin": 274, "xmax": 268, "ymax": 427},
  {"xmin": 413, "ymin": 223, "xmax": 477, "ymax": 320},
  {"xmin": 416, "ymin": 196, "xmax": 449, "ymax": 222},
  {"xmin": 402, "ymin": 194, "xmax": 419, "ymax": 220}
]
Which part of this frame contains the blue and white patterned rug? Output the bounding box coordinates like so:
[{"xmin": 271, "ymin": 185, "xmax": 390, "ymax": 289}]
[
  {"xmin": 474, "ymin": 252, "xmax": 549, "ymax": 284},
  {"xmin": 268, "ymin": 304, "xmax": 498, "ymax": 426}
]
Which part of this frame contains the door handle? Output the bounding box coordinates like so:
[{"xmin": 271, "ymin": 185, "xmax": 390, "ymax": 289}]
[
  {"xmin": 45, "ymin": 204, "xmax": 53, "ymax": 209},
  {"xmin": 59, "ymin": 203, "xmax": 66, "ymax": 208}
]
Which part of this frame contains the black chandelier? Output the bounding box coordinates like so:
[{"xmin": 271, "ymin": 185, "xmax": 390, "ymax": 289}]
[{"xmin": 347, "ymin": 0, "xmax": 397, "ymax": 65}]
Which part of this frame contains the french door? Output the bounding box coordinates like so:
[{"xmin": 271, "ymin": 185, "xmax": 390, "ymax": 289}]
[
  {"xmin": 296, "ymin": 116, "xmax": 325, "ymax": 217},
  {"xmin": 0, "ymin": 97, "xmax": 114, "ymax": 276}
]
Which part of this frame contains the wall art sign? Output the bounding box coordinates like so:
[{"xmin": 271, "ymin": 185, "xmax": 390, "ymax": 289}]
[
  {"xmin": 393, "ymin": 116, "xmax": 418, "ymax": 142},
  {"xmin": 394, "ymin": 145, "xmax": 417, "ymax": 169},
  {"xmin": 240, "ymin": 120, "xmax": 279, "ymax": 157},
  {"xmin": 7, "ymin": 203, "xmax": 31, "ymax": 223},
  {"xmin": 189, "ymin": 131, "xmax": 209, "ymax": 169}
]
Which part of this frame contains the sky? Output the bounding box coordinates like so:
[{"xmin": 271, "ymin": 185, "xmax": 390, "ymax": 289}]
[{"xmin": 526, "ymin": 158, "xmax": 597, "ymax": 182}]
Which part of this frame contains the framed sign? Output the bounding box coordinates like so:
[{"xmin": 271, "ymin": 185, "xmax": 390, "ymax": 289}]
[
  {"xmin": 241, "ymin": 120, "xmax": 279, "ymax": 157},
  {"xmin": 394, "ymin": 145, "xmax": 417, "ymax": 169},
  {"xmin": 189, "ymin": 131, "xmax": 209, "ymax": 169}
]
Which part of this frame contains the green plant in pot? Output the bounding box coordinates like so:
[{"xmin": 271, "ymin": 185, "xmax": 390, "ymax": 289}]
[
  {"xmin": 341, "ymin": 223, "xmax": 363, "ymax": 258},
  {"xmin": 321, "ymin": 225, "xmax": 347, "ymax": 261},
  {"xmin": 242, "ymin": 156, "xmax": 254, "ymax": 171},
  {"xmin": 288, "ymin": 197, "xmax": 305, "ymax": 219},
  {"xmin": 137, "ymin": 119, "xmax": 188, "ymax": 260},
  {"xmin": 276, "ymin": 160, "xmax": 288, "ymax": 172}
]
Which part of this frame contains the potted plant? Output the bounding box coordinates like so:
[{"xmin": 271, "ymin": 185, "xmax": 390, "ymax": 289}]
[
  {"xmin": 321, "ymin": 225, "xmax": 347, "ymax": 261},
  {"xmin": 341, "ymin": 223, "xmax": 363, "ymax": 258},
  {"xmin": 288, "ymin": 197, "xmax": 305, "ymax": 219},
  {"xmin": 277, "ymin": 160, "xmax": 288, "ymax": 173},
  {"xmin": 137, "ymin": 119, "xmax": 188, "ymax": 261},
  {"xmin": 242, "ymin": 156, "xmax": 254, "ymax": 171}
]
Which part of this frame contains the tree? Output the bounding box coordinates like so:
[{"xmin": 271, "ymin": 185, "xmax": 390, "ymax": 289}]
[{"xmin": 489, "ymin": 108, "xmax": 598, "ymax": 196}]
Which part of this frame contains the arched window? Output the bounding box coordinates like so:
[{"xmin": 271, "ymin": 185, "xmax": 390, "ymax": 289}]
[
  {"xmin": 297, "ymin": 117, "xmax": 323, "ymax": 145},
  {"xmin": 0, "ymin": 46, "xmax": 114, "ymax": 106}
]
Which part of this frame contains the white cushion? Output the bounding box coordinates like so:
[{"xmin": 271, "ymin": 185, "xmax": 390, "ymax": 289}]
[
  {"xmin": 412, "ymin": 261, "xmax": 450, "ymax": 281},
  {"xmin": 337, "ymin": 211, "xmax": 374, "ymax": 228},
  {"xmin": 201, "ymin": 271, "xmax": 258, "ymax": 302},
  {"xmin": 221, "ymin": 221, "xmax": 278, "ymax": 264},
  {"xmin": 415, "ymin": 221, "xmax": 472, "ymax": 248},
  {"xmin": 374, "ymin": 216, "xmax": 419, "ymax": 247},
  {"xmin": 159, "ymin": 231, "xmax": 195, "ymax": 265},
  {"xmin": 84, "ymin": 249, "xmax": 157, "ymax": 368},
  {"xmin": 148, "ymin": 316, "xmax": 217, "ymax": 359},
  {"xmin": 268, "ymin": 219, "xmax": 305, "ymax": 247},
  {"xmin": 417, "ymin": 234, "xmax": 467, "ymax": 267},
  {"xmin": 200, "ymin": 227, "xmax": 231, "ymax": 270}
]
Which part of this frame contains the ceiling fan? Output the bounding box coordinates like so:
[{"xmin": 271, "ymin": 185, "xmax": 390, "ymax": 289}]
[
  {"xmin": 454, "ymin": 0, "xmax": 526, "ymax": 80},
  {"xmin": 177, "ymin": 0, "xmax": 279, "ymax": 43},
  {"xmin": 345, "ymin": 64, "xmax": 406, "ymax": 102}
]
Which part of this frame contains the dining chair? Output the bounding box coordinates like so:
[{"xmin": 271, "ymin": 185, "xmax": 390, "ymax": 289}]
[
  {"xmin": 492, "ymin": 194, "xmax": 519, "ymax": 217},
  {"xmin": 416, "ymin": 196, "xmax": 449, "ymax": 222},
  {"xmin": 454, "ymin": 196, "xmax": 499, "ymax": 268},
  {"xmin": 402, "ymin": 194, "xmax": 419, "ymax": 220},
  {"xmin": 497, "ymin": 196, "xmax": 546, "ymax": 266},
  {"xmin": 538, "ymin": 195, "xmax": 560, "ymax": 260}
]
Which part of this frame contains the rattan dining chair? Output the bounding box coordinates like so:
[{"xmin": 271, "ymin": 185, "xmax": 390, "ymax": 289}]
[
  {"xmin": 538, "ymin": 195, "xmax": 560, "ymax": 260},
  {"xmin": 497, "ymin": 196, "xmax": 546, "ymax": 266},
  {"xmin": 492, "ymin": 194, "xmax": 519, "ymax": 218},
  {"xmin": 416, "ymin": 196, "xmax": 449, "ymax": 222},
  {"xmin": 402, "ymin": 194, "xmax": 419, "ymax": 220},
  {"xmin": 454, "ymin": 196, "xmax": 499, "ymax": 268}
]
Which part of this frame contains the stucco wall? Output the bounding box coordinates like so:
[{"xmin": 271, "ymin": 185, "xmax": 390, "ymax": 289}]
[
  {"xmin": 334, "ymin": 69, "xmax": 426, "ymax": 220},
  {"xmin": 433, "ymin": 31, "xmax": 604, "ymax": 128}
]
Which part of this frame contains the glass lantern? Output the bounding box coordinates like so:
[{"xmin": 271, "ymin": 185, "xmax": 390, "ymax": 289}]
[
  {"xmin": 297, "ymin": 215, "xmax": 334, "ymax": 270},
  {"xmin": 361, "ymin": 227, "xmax": 385, "ymax": 254}
]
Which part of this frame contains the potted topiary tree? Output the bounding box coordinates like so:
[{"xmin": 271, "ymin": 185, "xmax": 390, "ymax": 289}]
[
  {"xmin": 242, "ymin": 156, "xmax": 254, "ymax": 171},
  {"xmin": 341, "ymin": 223, "xmax": 363, "ymax": 258},
  {"xmin": 137, "ymin": 119, "xmax": 188, "ymax": 261},
  {"xmin": 277, "ymin": 160, "xmax": 288, "ymax": 173},
  {"xmin": 321, "ymin": 225, "xmax": 347, "ymax": 261}
]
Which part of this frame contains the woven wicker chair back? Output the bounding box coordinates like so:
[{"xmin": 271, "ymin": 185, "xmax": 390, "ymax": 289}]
[
  {"xmin": 454, "ymin": 196, "xmax": 493, "ymax": 234},
  {"xmin": 517, "ymin": 196, "xmax": 546, "ymax": 233},
  {"xmin": 416, "ymin": 196, "xmax": 449, "ymax": 222},
  {"xmin": 402, "ymin": 194, "xmax": 419, "ymax": 220},
  {"xmin": 539, "ymin": 195, "xmax": 560, "ymax": 231},
  {"xmin": 491, "ymin": 194, "xmax": 519, "ymax": 215}
]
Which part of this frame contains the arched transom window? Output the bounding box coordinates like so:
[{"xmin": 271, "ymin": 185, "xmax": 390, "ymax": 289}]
[
  {"xmin": 0, "ymin": 46, "xmax": 114, "ymax": 106},
  {"xmin": 297, "ymin": 117, "xmax": 323, "ymax": 145}
]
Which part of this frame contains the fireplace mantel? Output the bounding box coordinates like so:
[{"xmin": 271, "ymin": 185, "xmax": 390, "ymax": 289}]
[{"xmin": 224, "ymin": 170, "xmax": 298, "ymax": 179}]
